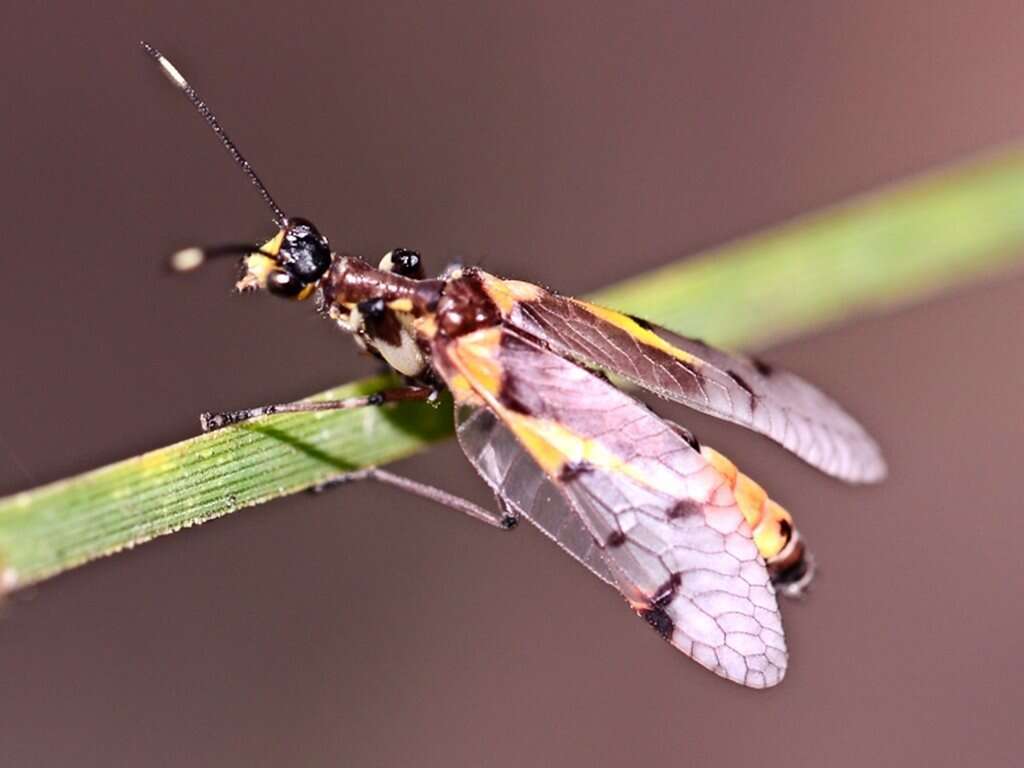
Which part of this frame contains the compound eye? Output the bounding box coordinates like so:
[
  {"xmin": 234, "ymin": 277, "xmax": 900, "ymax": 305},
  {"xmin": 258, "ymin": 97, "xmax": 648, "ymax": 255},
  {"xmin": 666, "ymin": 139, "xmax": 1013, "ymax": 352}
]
[
  {"xmin": 380, "ymin": 248, "xmax": 425, "ymax": 279},
  {"xmin": 266, "ymin": 268, "xmax": 304, "ymax": 297},
  {"xmin": 280, "ymin": 217, "xmax": 332, "ymax": 282}
]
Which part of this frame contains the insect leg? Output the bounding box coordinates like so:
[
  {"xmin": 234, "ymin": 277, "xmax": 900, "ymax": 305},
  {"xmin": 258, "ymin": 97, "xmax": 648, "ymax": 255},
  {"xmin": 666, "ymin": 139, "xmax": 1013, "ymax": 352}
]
[
  {"xmin": 200, "ymin": 385, "xmax": 434, "ymax": 431},
  {"xmin": 313, "ymin": 467, "xmax": 519, "ymax": 530}
]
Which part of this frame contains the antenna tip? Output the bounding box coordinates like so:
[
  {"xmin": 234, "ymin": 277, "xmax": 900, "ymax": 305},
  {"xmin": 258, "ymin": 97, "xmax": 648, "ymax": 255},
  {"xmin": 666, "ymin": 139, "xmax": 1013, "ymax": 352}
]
[
  {"xmin": 170, "ymin": 247, "xmax": 206, "ymax": 272},
  {"xmin": 141, "ymin": 41, "xmax": 189, "ymax": 91}
]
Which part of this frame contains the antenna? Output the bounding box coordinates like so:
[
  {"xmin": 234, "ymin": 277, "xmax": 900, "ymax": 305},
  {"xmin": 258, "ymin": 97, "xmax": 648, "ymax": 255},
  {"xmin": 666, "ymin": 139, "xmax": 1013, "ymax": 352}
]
[{"xmin": 141, "ymin": 41, "xmax": 288, "ymax": 227}]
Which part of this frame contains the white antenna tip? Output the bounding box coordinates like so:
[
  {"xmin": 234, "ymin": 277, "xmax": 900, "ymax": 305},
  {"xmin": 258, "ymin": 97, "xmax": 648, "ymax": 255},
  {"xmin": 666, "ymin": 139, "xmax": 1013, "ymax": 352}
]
[
  {"xmin": 170, "ymin": 247, "xmax": 206, "ymax": 272},
  {"xmin": 156, "ymin": 53, "xmax": 189, "ymax": 90}
]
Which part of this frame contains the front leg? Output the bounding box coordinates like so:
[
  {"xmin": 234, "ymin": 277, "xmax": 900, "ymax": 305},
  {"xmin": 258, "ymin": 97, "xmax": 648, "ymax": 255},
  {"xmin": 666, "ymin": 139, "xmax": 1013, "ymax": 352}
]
[{"xmin": 200, "ymin": 385, "xmax": 435, "ymax": 432}]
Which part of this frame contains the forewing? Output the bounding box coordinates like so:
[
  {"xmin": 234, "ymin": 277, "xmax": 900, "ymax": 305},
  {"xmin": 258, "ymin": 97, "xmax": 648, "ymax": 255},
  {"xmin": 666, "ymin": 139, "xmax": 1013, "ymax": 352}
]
[
  {"xmin": 484, "ymin": 276, "xmax": 885, "ymax": 483},
  {"xmin": 438, "ymin": 327, "xmax": 787, "ymax": 687},
  {"xmin": 456, "ymin": 405, "xmax": 616, "ymax": 586}
]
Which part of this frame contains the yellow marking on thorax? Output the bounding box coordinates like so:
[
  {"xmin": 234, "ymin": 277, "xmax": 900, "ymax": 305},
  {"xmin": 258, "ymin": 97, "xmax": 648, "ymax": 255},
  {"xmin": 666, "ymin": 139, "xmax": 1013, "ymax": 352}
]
[
  {"xmin": 478, "ymin": 273, "xmax": 544, "ymax": 314},
  {"xmin": 388, "ymin": 298, "xmax": 414, "ymax": 313},
  {"xmin": 571, "ymin": 300, "xmax": 700, "ymax": 367},
  {"xmin": 413, "ymin": 314, "xmax": 439, "ymax": 339},
  {"xmin": 700, "ymin": 446, "xmax": 794, "ymax": 559}
]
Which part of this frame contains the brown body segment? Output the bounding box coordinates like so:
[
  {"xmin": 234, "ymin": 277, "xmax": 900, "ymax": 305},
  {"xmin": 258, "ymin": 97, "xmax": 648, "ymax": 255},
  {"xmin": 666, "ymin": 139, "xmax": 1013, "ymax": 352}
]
[{"xmin": 321, "ymin": 255, "xmax": 445, "ymax": 316}]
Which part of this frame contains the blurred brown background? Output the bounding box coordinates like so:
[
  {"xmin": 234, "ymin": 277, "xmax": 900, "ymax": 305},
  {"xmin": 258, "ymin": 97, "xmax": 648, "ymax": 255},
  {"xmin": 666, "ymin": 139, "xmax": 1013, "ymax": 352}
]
[{"xmin": 1, "ymin": 2, "xmax": 1023, "ymax": 766}]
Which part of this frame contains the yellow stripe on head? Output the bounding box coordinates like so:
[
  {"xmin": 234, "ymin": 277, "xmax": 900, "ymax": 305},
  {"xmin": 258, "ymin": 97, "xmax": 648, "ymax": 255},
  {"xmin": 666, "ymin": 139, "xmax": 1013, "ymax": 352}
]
[
  {"xmin": 237, "ymin": 254, "xmax": 275, "ymax": 292},
  {"xmin": 260, "ymin": 229, "xmax": 286, "ymax": 256},
  {"xmin": 236, "ymin": 230, "xmax": 286, "ymax": 292}
]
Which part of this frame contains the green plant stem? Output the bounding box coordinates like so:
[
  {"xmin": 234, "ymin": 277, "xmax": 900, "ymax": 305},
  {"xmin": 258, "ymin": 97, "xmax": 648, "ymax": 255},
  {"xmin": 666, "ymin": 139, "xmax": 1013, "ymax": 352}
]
[{"xmin": 2, "ymin": 145, "xmax": 1024, "ymax": 591}]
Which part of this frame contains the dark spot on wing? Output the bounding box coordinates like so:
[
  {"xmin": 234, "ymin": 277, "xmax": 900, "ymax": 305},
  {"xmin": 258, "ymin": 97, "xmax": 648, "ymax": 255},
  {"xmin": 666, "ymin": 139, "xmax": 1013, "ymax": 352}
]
[
  {"xmin": 498, "ymin": 372, "xmax": 534, "ymax": 415},
  {"xmin": 638, "ymin": 605, "xmax": 675, "ymax": 640},
  {"xmin": 668, "ymin": 499, "xmax": 701, "ymax": 519},
  {"xmin": 606, "ymin": 530, "xmax": 627, "ymax": 548},
  {"xmin": 627, "ymin": 313, "xmax": 654, "ymax": 330},
  {"xmin": 558, "ymin": 461, "xmax": 593, "ymax": 482},
  {"xmin": 752, "ymin": 356, "xmax": 774, "ymax": 376},
  {"xmin": 497, "ymin": 332, "xmax": 557, "ymax": 417},
  {"xmin": 496, "ymin": 340, "xmax": 539, "ymax": 415},
  {"xmin": 727, "ymin": 370, "xmax": 755, "ymax": 397}
]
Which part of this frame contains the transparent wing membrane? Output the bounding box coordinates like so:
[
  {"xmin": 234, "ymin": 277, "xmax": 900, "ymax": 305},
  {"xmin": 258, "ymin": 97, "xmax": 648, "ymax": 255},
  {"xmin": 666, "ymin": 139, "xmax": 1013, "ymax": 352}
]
[
  {"xmin": 490, "ymin": 280, "xmax": 885, "ymax": 484},
  {"xmin": 456, "ymin": 405, "xmax": 616, "ymax": 586},
  {"xmin": 440, "ymin": 327, "xmax": 787, "ymax": 687}
]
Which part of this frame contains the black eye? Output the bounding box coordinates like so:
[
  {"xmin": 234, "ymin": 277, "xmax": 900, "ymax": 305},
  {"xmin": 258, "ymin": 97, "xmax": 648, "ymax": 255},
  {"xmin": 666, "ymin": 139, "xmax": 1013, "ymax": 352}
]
[
  {"xmin": 267, "ymin": 269, "xmax": 304, "ymax": 297},
  {"xmin": 280, "ymin": 217, "xmax": 331, "ymax": 283},
  {"xmin": 388, "ymin": 248, "xmax": 424, "ymax": 279}
]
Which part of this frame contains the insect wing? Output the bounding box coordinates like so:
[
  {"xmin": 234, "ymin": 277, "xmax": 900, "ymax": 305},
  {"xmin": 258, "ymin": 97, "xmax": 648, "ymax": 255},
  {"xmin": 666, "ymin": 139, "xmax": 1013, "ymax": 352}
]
[
  {"xmin": 456, "ymin": 404, "xmax": 616, "ymax": 586},
  {"xmin": 480, "ymin": 275, "xmax": 885, "ymax": 484},
  {"xmin": 438, "ymin": 327, "xmax": 788, "ymax": 687}
]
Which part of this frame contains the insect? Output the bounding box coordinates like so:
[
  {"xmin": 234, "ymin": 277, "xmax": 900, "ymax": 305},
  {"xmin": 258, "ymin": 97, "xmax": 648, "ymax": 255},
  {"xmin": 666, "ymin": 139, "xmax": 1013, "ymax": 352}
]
[{"xmin": 143, "ymin": 42, "xmax": 885, "ymax": 688}]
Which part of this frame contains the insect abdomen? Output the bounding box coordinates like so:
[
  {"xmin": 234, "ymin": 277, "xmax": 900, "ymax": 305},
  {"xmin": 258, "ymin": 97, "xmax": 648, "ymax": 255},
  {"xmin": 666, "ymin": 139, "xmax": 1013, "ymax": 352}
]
[{"xmin": 700, "ymin": 446, "xmax": 814, "ymax": 598}]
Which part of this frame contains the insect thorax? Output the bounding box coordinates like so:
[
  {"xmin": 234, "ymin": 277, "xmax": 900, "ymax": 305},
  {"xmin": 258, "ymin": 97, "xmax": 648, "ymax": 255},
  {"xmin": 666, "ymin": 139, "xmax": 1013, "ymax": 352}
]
[{"xmin": 318, "ymin": 257, "xmax": 506, "ymax": 379}]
